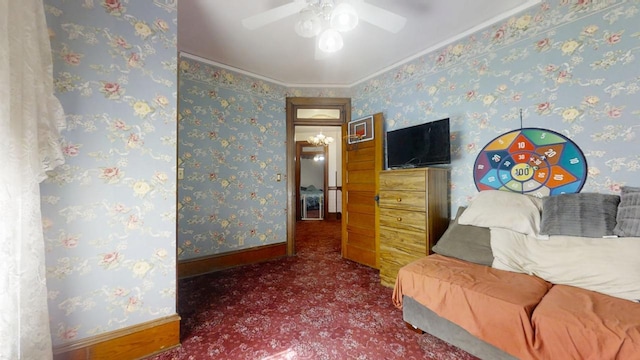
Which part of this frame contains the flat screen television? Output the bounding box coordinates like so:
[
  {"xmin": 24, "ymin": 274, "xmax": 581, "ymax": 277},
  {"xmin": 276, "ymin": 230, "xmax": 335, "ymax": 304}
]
[{"xmin": 386, "ymin": 118, "xmax": 451, "ymax": 169}]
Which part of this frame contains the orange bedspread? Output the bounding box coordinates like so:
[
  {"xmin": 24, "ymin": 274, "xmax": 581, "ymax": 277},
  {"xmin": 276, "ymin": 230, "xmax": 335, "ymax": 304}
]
[
  {"xmin": 393, "ymin": 254, "xmax": 640, "ymax": 360},
  {"xmin": 533, "ymin": 284, "xmax": 640, "ymax": 360},
  {"xmin": 392, "ymin": 254, "xmax": 552, "ymax": 359}
]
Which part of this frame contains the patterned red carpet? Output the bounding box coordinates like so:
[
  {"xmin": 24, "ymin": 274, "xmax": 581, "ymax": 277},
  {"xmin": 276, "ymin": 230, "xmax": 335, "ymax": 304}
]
[{"xmin": 151, "ymin": 219, "xmax": 477, "ymax": 359}]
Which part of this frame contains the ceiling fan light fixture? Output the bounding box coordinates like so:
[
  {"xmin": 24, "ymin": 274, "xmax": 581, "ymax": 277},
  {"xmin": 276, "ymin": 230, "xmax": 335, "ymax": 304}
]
[
  {"xmin": 318, "ymin": 28, "xmax": 343, "ymax": 53},
  {"xmin": 294, "ymin": 7, "xmax": 322, "ymax": 38},
  {"xmin": 330, "ymin": 3, "xmax": 358, "ymax": 32}
]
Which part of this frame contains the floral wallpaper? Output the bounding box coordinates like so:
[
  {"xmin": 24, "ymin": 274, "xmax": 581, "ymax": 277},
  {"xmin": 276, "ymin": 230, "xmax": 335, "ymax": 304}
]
[
  {"xmin": 177, "ymin": 57, "xmax": 289, "ymax": 259},
  {"xmin": 179, "ymin": 0, "xmax": 639, "ymax": 260},
  {"xmin": 177, "ymin": 57, "xmax": 346, "ymax": 260},
  {"xmin": 37, "ymin": 0, "xmax": 638, "ymax": 349},
  {"xmin": 352, "ymin": 0, "xmax": 640, "ymax": 209},
  {"xmin": 178, "ymin": 0, "xmax": 640, "ymax": 259},
  {"xmin": 41, "ymin": 0, "xmax": 177, "ymax": 347}
]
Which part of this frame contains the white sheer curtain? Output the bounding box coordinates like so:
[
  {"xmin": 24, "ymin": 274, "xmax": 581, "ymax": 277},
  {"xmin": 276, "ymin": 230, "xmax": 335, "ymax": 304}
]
[{"xmin": 0, "ymin": 1, "xmax": 66, "ymax": 359}]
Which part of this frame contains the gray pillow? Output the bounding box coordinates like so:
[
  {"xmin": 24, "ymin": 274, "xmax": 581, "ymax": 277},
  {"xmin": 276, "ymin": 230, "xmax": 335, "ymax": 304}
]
[
  {"xmin": 540, "ymin": 193, "xmax": 620, "ymax": 238},
  {"xmin": 614, "ymin": 186, "xmax": 640, "ymax": 237},
  {"xmin": 432, "ymin": 207, "xmax": 493, "ymax": 266}
]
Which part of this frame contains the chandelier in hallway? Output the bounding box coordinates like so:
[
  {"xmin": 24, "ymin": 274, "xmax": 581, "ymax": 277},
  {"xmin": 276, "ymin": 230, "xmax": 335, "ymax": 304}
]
[{"xmin": 307, "ymin": 132, "xmax": 334, "ymax": 146}]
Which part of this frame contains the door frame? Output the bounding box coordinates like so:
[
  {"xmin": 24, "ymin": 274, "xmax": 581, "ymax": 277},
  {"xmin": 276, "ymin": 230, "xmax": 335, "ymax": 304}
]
[{"xmin": 286, "ymin": 97, "xmax": 351, "ymax": 255}]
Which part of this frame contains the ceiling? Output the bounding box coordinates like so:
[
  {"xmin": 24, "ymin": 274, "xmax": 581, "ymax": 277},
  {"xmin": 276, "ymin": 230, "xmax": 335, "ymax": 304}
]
[{"xmin": 178, "ymin": 0, "xmax": 539, "ymax": 87}]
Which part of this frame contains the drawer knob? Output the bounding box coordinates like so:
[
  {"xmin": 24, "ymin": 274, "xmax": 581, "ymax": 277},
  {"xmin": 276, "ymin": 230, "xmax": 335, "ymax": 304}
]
[
  {"xmin": 396, "ymin": 197, "xmax": 402, "ymax": 202},
  {"xmin": 396, "ymin": 217, "xmax": 402, "ymax": 222}
]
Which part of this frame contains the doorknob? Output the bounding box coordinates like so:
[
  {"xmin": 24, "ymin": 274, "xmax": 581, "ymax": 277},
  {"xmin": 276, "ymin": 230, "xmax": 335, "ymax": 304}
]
[{"xmin": 374, "ymin": 194, "xmax": 379, "ymax": 206}]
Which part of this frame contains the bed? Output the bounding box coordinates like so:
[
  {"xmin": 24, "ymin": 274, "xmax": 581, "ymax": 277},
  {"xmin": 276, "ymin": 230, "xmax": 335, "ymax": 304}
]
[
  {"xmin": 300, "ymin": 185, "xmax": 323, "ymax": 220},
  {"xmin": 393, "ymin": 190, "xmax": 640, "ymax": 360}
]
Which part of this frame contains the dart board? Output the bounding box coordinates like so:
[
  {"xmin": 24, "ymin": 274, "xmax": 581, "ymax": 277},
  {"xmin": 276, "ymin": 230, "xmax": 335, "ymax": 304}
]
[{"xmin": 473, "ymin": 128, "xmax": 587, "ymax": 196}]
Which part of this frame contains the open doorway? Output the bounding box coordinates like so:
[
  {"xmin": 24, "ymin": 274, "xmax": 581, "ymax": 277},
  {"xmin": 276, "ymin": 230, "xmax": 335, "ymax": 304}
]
[
  {"xmin": 286, "ymin": 97, "xmax": 351, "ymax": 255},
  {"xmin": 294, "ymin": 126, "xmax": 342, "ymax": 221},
  {"xmin": 296, "ymin": 140, "xmax": 328, "ymax": 221}
]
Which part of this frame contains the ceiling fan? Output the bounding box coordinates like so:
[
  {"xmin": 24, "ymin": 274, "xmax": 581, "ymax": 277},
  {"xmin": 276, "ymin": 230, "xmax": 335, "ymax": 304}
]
[{"xmin": 242, "ymin": 0, "xmax": 407, "ymax": 53}]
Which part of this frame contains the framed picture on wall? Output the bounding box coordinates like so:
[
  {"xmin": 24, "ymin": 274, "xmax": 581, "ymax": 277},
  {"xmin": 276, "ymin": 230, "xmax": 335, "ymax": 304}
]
[{"xmin": 348, "ymin": 116, "xmax": 374, "ymax": 144}]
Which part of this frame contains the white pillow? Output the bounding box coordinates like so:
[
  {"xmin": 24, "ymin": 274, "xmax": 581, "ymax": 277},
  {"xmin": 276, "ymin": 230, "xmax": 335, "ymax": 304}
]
[
  {"xmin": 491, "ymin": 228, "xmax": 640, "ymax": 303},
  {"xmin": 458, "ymin": 190, "xmax": 543, "ymax": 236}
]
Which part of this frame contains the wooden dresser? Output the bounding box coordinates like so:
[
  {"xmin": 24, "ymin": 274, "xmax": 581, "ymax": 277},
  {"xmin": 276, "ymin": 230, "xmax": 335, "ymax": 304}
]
[{"xmin": 377, "ymin": 167, "xmax": 449, "ymax": 287}]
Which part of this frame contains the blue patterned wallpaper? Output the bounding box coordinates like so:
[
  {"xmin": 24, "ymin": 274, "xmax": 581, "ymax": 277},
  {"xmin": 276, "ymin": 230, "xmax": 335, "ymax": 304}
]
[
  {"xmin": 353, "ymin": 0, "xmax": 640, "ymax": 208},
  {"xmin": 38, "ymin": 0, "xmax": 639, "ymax": 347},
  {"xmin": 42, "ymin": 0, "xmax": 177, "ymax": 346},
  {"xmin": 177, "ymin": 56, "xmax": 353, "ymax": 260},
  {"xmin": 177, "ymin": 58, "xmax": 288, "ymax": 259},
  {"xmin": 179, "ymin": 0, "xmax": 639, "ymax": 256}
]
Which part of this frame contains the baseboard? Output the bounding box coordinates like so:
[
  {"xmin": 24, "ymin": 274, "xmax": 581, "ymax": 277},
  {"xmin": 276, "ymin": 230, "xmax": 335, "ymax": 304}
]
[
  {"xmin": 178, "ymin": 242, "xmax": 287, "ymax": 278},
  {"xmin": 53, "ymin": 314, "xmax": 180, "ymax": 360},
  {"xmin": 327, "ymin": 212, "xmax": 342, "ymax": 220}
]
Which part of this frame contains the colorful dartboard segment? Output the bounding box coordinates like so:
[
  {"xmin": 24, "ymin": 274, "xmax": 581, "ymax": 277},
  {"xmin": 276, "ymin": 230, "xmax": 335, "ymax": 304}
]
[{"xmin": 473, "ymin": 128, "xmax": 587, "ymax": 196}]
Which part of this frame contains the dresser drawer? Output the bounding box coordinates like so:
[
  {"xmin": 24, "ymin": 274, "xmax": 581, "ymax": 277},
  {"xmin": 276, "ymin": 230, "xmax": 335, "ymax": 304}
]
[
  {"xmin": 379, "ymin": 227, "xmax": 427, "ymax": 254},
  {"xmin": 379, "ymin": 228, "xmax": 427, "ymax": 287},
  {"xmin": 378, "ymin": 190, "xmax": 426, "ymax": 211},
  {"xmin": 379, "ymin": 208, "xmax": 426, "ymax": 232},
  {"xmin": 379, "ymin": 248, "xmax": 425, "ymax": 286},
  {"xmin": 379, "ymin": 170, "xmax": 426, "ymax": 191}
]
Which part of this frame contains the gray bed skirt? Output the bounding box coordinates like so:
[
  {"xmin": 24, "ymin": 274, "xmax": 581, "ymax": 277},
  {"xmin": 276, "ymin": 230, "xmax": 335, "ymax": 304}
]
[{"xmin": 402, "ymin": 295, "xmax": 517, "ymax": 360}]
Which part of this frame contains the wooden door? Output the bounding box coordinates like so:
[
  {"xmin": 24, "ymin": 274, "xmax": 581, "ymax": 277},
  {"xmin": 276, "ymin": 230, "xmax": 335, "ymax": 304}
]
[{"xmin": 341, "ymin": 113, "xmax": 384, "ymax": 268}]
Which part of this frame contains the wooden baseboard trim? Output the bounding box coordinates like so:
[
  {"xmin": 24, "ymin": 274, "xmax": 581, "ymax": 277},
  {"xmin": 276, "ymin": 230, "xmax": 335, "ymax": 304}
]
[
  {"xmin": 53, "ymin": 314, "xmax": 180, "ymax": 360},
  {"xmin": 178, "ymin": 242, "xmax": 287, "ymax": 278}
]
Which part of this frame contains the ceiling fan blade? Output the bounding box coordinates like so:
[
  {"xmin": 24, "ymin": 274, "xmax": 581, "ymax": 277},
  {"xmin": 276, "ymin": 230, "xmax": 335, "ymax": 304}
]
[
  {"xmin": 351, "ymin": 0, "xmax": 407, "ymax": 33},
  {"xmin": 242, "ymin": 0, "xmax": 307, "ymax": 30}
]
